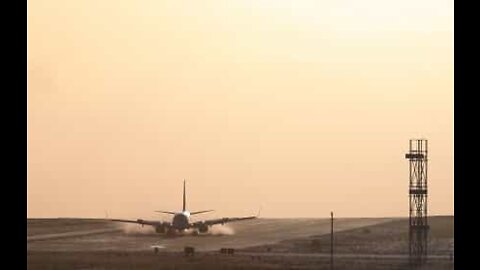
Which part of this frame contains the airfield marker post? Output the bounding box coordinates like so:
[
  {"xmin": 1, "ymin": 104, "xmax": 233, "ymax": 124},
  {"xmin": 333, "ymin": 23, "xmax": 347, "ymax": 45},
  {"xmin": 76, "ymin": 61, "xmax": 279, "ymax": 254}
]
[{"xmin": 331, "ymin": 211, "xmax": 334, "ymax": 270}]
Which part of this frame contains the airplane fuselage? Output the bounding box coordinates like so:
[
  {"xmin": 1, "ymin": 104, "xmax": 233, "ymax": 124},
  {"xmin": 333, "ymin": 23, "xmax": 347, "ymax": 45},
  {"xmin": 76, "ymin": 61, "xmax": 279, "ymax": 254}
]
[{"xmin": 171, "ymin": 211, "xmax": 190, "ymax": 231}]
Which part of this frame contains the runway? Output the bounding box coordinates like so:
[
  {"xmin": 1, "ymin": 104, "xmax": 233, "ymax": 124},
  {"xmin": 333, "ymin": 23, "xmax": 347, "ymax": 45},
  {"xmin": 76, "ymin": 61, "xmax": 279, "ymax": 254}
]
[
  {"xmin": 27, "ymin": 228, "xmax": 122, "ymax": 242},
  {"xmin": 27, "ymin": 218, "xmax": 391, "ymax": 252}
]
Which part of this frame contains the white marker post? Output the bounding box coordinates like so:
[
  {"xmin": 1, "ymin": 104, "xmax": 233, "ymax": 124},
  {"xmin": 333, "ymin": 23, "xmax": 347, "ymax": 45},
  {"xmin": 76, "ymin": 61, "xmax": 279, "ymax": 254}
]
[{"xmin": 331, "ymin": 211, "xmax": 334, "ymax": 270}]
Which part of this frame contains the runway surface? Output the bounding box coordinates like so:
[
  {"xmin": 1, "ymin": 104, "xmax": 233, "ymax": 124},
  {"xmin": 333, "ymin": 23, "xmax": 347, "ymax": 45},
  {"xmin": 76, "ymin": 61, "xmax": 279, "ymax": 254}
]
[
  {"xmin": 27, "ymin": 218, "xmax": 391, "ymax": 252},
  {"xmin": 27, "ymin": 228, "xmax": 122, "ymax": 242}
]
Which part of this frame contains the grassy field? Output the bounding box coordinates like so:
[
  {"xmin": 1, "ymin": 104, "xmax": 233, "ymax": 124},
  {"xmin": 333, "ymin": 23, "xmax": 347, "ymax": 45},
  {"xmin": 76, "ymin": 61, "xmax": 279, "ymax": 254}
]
[
  {"xmin": 244, "ymin": 216, "xmax": 453, "ymax": 256},
  {"xmin": 27, "ymin": 216, "xmax": 453, "ymax": 269}
]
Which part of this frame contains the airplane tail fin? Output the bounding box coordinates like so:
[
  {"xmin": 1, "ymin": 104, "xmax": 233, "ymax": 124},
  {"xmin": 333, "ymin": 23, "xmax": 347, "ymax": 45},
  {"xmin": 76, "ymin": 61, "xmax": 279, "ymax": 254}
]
[
  {"xmin": 190, "ymin": 210, "xmax": 214, "ymax": 215},
  {"xmin": 183, "ymin": 179, "xmax": 186, "ymax": 212}
]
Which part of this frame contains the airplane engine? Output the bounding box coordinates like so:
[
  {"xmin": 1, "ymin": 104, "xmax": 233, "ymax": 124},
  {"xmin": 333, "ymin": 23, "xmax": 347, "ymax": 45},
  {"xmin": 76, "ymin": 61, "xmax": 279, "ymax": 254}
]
[
  {"xmin": 155, "ymin": 226, "xmax": 166, "ymax": 234},
  {"xmin": 199, "ymin": 225, "xmax": 209, "ymax": 233}
]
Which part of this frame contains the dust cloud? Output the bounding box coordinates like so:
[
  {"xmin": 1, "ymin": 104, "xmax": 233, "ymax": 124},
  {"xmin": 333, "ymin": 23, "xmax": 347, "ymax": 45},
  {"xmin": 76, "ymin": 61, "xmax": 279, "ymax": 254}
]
[
  {"xmin": 208, "ymin": 225, "xmax": 235, "ymax": 236},
  {"xmin": 115, "ymin": 223, "xmax": 235, "ymax": 236},
  {"xmin": 183, "ymin": 225, "xmax": 235, "ymax": 236},
  {"xmin": 116, "ymin": 223, "xmax": 155, "ymax": 235}
]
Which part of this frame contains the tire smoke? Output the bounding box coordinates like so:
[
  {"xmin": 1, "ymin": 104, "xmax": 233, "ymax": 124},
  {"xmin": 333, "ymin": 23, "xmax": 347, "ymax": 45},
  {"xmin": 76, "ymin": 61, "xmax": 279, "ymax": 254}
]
[
  {"xmin": 183, "ymin": 225, "xmax": 235, "ymax": 236},
  {"xmin": 117, "ymin": 223, "xmax": 155, "ymax": 235},
  {"xmin": 115, "ymin": 223, "xmax": 235, "ymax": 236},
  {"xmin": 208, "ymin": 225, "xmax": 235, "ymax": 236}
]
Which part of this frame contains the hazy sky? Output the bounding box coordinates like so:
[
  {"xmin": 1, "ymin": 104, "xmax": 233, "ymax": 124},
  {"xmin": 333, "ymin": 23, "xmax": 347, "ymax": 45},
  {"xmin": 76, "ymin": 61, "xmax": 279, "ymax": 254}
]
[{"xmin": 28, "ymin": 0, "xmax": 453, "ymax": 219}]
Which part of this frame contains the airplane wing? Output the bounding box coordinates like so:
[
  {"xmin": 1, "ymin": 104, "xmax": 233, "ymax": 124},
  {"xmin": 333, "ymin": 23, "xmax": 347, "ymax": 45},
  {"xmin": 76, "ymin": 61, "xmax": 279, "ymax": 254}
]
[
  {"xmin": 110, "ymin": 218, "xmax": 170, "ymax": 228},
  {"xmin": 191, "ymin": 215, "xmax": 257, "ymax": 228}
]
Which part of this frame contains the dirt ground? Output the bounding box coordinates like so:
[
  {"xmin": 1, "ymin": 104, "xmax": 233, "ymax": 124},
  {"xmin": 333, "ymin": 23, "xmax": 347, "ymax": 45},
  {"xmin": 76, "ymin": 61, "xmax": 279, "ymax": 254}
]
[{"xmin": 27, "ymin": 250, "xmax": 453, "ymax": 270}]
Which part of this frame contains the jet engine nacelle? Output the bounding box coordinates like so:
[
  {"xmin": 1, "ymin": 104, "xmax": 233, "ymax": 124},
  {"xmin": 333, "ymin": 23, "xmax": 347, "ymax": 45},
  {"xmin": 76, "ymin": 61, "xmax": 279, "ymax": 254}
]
[
  {"xmin": 155, "ymin": 226, "xmax": 166, "ymax": 234},
  {"xmin": 199, "ymin": 224, "xmax": 209, "ymax": 233}
]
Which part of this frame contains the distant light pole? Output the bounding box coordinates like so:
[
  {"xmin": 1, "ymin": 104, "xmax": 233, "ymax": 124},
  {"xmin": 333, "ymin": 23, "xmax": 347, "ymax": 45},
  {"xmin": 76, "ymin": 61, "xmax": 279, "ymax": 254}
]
[{"xmin": 331, "ymin": 211, "xmax": 334, "ymax": 270}]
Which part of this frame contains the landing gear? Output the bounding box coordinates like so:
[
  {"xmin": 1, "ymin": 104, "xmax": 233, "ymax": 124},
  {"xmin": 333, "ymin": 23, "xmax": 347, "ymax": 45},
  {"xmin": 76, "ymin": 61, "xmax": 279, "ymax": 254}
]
[{"xmin": 166, "ymin": 228, "xmax": 176, "ymax": 237}]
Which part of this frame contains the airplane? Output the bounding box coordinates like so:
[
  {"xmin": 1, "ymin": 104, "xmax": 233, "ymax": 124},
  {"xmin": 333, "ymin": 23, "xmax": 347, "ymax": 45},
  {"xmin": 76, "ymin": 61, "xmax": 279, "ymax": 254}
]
[{"xmin": 110, "ymin": 180, "xmax": 258, "ymax": 236}]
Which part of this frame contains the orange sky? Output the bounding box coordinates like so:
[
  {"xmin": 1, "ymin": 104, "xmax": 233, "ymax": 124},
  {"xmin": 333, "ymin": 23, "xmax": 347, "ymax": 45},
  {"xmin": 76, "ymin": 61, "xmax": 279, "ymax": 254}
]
[{"xmin": 27, "ymin": 0, "xmax": 453, "ymax": 219}]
